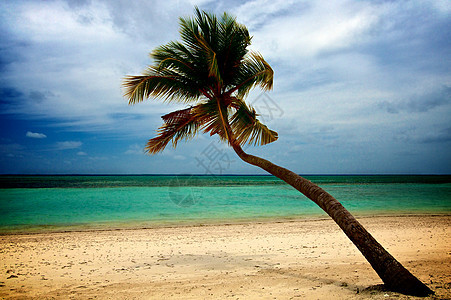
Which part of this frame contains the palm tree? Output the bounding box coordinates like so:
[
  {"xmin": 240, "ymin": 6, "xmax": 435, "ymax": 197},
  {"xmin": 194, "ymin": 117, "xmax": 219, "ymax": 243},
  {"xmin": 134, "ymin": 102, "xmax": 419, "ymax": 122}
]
[{"xmin": 123, "ymin": 8, "xmax": 433, "ymax": 296}]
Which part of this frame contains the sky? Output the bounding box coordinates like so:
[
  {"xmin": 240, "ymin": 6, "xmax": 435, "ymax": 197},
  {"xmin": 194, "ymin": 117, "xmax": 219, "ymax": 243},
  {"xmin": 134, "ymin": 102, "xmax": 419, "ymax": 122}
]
[{"xmin": 0, "ymin": 0, "xmax": 450, "ymax": 175}]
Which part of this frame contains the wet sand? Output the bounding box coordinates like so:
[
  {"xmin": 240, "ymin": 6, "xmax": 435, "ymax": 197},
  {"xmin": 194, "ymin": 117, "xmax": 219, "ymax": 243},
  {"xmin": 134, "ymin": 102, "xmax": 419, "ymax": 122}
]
[{"xmin": 0, "ymin": 215, "xmax": 450, "ymax": 299}]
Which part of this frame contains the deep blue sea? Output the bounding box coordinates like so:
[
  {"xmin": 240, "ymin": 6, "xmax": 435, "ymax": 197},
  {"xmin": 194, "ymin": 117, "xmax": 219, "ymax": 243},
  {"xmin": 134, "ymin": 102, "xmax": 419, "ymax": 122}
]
[{"xmin": 0, "ymin": 175, "xmax": 450, "ymax": 233}]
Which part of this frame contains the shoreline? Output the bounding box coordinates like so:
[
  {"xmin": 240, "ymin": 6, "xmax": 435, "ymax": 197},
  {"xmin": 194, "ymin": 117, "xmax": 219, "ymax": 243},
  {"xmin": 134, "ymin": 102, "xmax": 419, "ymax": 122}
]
[
  {"xmin": 1, "ymin": 212, "xmax": 450, "ymax": 236},
  {"xmin": 1, "ymin": 215, "xmax": 449, "ymax": 299}
]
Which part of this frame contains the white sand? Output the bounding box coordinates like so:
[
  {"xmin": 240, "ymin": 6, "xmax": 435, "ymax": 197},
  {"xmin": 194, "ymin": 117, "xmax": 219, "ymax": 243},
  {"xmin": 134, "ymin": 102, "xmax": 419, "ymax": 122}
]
[{"xmin": 1, "ymin": 215, "xmax": 450, "ymax": 299}]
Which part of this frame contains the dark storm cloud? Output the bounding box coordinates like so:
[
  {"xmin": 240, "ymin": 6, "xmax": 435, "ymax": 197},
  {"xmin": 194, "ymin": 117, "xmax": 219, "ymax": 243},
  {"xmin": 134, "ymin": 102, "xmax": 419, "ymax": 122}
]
[
  {"xmin": 0, "ymin": 34, "xmax": 29, "ymax": 73},
  {"xmin": 378, "ymin": 86, "xmax": 451, "ymax": 114},
  {"xmin": 420, "ymin": 127, "xmax": 451, "ymax": 144},
  {"xmin": 0, "ymin": 87, "xmax": 23, "ymax": 101},
  {"xmin": 363, "ymin": 6, "xmax": 451, "ymax": 73},
  {"xmin": 0, "ymin": 87, "xmax": 24, "ymax": 107},
  {"xmin": 29, "ymin": 91, "xmax": 55, "ymax": 103}
]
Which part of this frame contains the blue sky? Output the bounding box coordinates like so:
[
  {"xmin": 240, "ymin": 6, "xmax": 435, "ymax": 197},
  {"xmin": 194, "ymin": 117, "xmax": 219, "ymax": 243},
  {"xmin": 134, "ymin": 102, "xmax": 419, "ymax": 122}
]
[{"xmin": 0, "ymin": 0, "xmax": 450, "ymax": 175}]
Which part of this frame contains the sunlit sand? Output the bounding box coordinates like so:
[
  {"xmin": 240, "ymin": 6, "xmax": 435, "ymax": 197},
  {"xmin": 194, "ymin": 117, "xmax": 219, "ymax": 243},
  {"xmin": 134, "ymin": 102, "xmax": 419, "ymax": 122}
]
[{"xmin": 1, "ymin": 215, "xmax": 449, "ymax": 299}]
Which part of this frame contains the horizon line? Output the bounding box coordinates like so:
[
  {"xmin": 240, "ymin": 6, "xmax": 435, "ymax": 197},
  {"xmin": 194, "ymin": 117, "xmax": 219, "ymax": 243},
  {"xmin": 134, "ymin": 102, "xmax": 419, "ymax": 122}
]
[{"xmin": 1, "ymin": 173, "xmax": 450, "ymax": 176}]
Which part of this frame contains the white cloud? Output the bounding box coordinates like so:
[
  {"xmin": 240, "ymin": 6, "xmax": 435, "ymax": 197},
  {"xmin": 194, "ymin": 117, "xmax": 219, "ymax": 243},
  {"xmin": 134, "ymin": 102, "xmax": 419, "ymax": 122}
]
[
  {"xmin": 77, "ymin": 151, "xmax": 88, "ymax": 156},
  {"xmin": 125, "ymin": 144, "xmax": 144, "ymax": 155},
  {"xmin": 234, "ymin": 0, "xmax": 299, "ymax": 29},
  {"xmin": 16, "ymin": 1, "xmax": 115, "ymax": 43},
  {"xmin": 246, "ymin": 1, "xmax": 377, "ymax": 61},
  {"xmin": 425, "ymin": 0, "xmax": 451, "ymax": 14},
  {"xmin": 88, "ymin": 156, "xmax": 109, "ymax": 161},
  {"xmin": 1, "ymin": 0, "xmax": 450, "ymax": 174},
  {"xmin": 56, "ymin": 141, "xmax": 82, "ymax": 150},
  {"xmin": 26, "ymin": 131, "xmax": 47, "ymax": 139}
]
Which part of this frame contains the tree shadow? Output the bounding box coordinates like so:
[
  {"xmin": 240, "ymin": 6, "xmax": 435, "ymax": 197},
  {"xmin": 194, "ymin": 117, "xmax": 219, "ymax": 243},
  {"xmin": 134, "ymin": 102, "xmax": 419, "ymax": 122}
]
[{"xmin": 258, "ymin": 268, "xmax": 434, "ymax": 298}]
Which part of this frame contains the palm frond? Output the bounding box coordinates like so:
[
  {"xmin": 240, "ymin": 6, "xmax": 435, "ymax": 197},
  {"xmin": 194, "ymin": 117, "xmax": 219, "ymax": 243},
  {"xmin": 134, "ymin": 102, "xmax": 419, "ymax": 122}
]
[
  {"xmin": 230, "ymin": 99, "xmax": 278, "ymax": 146},
  {"xmin": 217, "ymin": 12, "xmax": 251, "ymax": 85},
  {"xmin": 192, "ymin": 99, "xmax": 228, "ymax": 142},
  {"xmin": 145, "ymin": 107, "xmax": 200, "ymax": 154},
  {"xmin": 195, "ymin": 35, "xmax": 222, "ymax": 83},
  {"xmin": 124, "ymin": 7, "xmax": 279, "ymax": 155},
  {"xmin": 152, "ymin": 42, "xmax": 195, "ymax": 73},
  {"xmin": 228, "ymin": 51, "xmax": 274, "ymax": 98},
  {"xmin": 123, "ymin": 66, "xmax": 202, "ymax": 105}
]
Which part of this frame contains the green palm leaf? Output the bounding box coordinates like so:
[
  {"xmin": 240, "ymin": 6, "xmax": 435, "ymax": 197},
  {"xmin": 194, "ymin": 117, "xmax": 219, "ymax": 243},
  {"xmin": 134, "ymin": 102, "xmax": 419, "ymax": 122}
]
[
  {"xmin": 124, "ymin": 7, "xmax": 278, "ymax": 154},
  {"xmin": 193, "ymin": 99, "xmax": 228, "ymax": 142},
  {"xmin": 230, "ymin": 99, "xmax": 278, "ymax": 146},
  {"xmin": 123, "ymin": 66, "xmax": 204, "ymax": 105},
  {"xmin": 145, "ymin": 107, "xmax": 200, "ymax": 154},
  {"xmin": 228, "ymin": 51, "xmax": 274, "ymax": 98}
]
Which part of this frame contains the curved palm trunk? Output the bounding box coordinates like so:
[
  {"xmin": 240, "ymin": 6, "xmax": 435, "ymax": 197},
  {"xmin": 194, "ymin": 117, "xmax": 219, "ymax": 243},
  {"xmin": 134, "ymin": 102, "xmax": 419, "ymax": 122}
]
[{"xmin": 231, "ymin": 145, "xmax": 433, "ymax": 296}]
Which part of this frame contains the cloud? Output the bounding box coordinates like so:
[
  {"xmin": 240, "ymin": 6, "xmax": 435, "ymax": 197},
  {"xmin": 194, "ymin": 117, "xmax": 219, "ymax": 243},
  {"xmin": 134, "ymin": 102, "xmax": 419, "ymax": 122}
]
[
  {"xmin": 0, "ymin": 0, "xmax": 450, "ymax": 174},
  {"xmin": 241, "ymin": 1, "xmax": 378, "ymax": 61},
  {"xmin": 29, "ymin": 90, "xmax": 55, "ymax": 103},
  {"xmin": 378, "ymin": 86, "xmax": 451, "ymax": 114},
  {"xmin": 77, "ymin": 151, "xmax": 87, "ymax": 156},
  {"xmin": 125, "ymin": 144, "xmax": 144, "ymax": 155},
  {"xmin": 419, "ymin": 127, "xmax": 451, "ymax": 144},
  {"xmin": 2, "ymin": 0, "xmax": 447, "ymax": 133},
  {"xmin": 26, "ymin": 131, "xmax": 47, "ymax": 139},
  {"xmin": 0, "ymin": 87, "xmax": 23, "ymax": 104},
  {"xmin": 88, "ymin": 156, "xmax": 108, "ymax": 161},
  {"xmin": 0, "ymin": 143, "xmax": 25, "ymax": 158},
  {"xmin": 0, "ymin": 0, "xmax": 187, "ymax": 135},
  {"xmin": 56, "ymin": 141, "xmax": 82, "ymax": 150}
]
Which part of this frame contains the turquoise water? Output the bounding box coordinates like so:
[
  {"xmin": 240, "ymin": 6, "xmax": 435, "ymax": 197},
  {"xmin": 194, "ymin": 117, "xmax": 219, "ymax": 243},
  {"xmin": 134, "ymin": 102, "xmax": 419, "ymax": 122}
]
[{"xmin": 0, "ymin": 175, "xmax": 450, "ymax": 233}]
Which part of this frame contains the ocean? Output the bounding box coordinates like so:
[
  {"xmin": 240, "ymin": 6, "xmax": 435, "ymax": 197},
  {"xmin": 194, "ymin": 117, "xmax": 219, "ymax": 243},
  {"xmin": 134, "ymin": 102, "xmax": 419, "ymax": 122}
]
[{"xmin": 0, "ymin": 175, "xmax": 450, "ymax": 233}]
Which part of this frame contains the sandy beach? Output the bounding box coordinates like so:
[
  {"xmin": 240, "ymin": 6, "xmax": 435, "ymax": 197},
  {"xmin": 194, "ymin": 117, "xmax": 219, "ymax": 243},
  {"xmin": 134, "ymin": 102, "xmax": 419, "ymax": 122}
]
[{"xmin": 0, "ymin": 215, "xmax": 449, "ymax": 299}]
